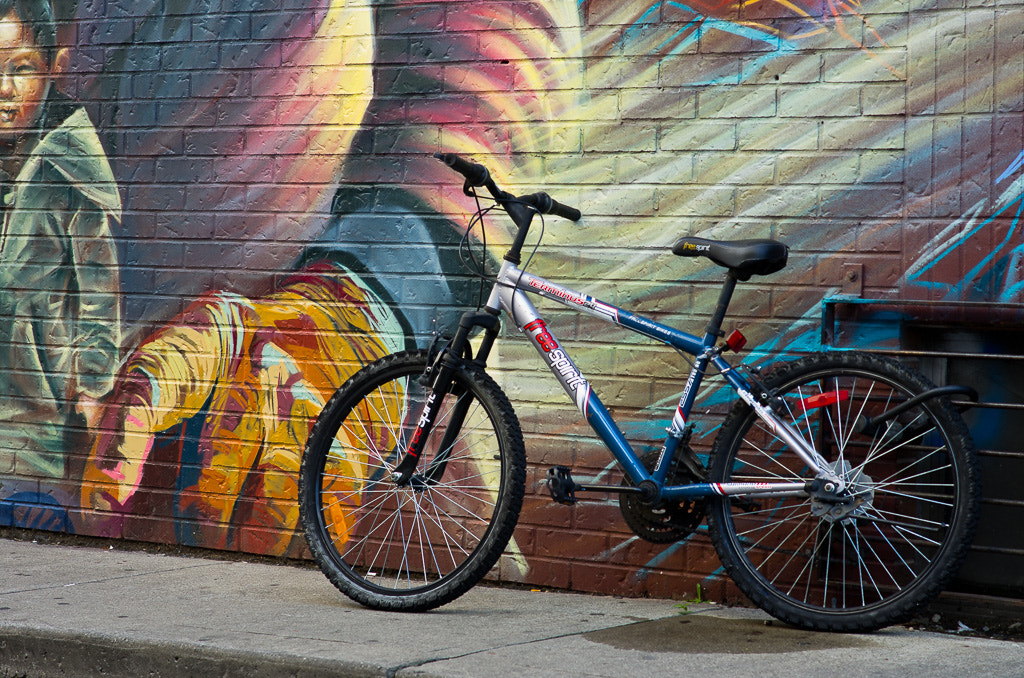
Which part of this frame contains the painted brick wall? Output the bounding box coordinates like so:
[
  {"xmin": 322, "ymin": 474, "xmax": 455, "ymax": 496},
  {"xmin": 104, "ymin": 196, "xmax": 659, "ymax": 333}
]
[{"xmin": 0, "ymin": 0, "xmax": 1021, "ymax": 603}]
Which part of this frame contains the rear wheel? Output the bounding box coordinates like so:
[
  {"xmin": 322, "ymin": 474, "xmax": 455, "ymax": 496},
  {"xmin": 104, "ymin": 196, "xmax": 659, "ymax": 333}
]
[
  {"xmin": 299, "ymin": 350, "xmax": 526, "ymax": 611},
  {"xmin": 707, "ymin": 352, "xmax": 979, "ymax": 631}
]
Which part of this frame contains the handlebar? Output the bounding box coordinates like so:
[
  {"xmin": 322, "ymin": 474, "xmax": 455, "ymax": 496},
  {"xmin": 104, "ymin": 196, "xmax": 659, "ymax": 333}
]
[
  {"xmin": 518, "ymin": 191, "xmax": 582, "ymax": 222},
  {"xmin": 434, "ymin": 152, "xmax": 491, "ymax": 189},
  {"xmin": 433, "ymin": 152, "xmax": 581, "ymax": 223}
]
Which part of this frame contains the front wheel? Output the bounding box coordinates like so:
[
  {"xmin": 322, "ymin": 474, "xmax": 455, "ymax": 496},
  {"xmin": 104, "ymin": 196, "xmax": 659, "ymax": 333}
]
[
  {"xmin": 707, "ymin": 352, "xmax": 979, "ymax": 632},
  {"xmin": 299, "ymin": 350, "xmax": 526, "ymax": 611}
]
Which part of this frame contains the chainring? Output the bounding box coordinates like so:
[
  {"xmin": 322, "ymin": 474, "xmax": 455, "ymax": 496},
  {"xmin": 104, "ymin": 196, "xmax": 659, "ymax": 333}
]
[{"xmin": 618, "ymin": 450, "xmax": 706, "ymax": 544}]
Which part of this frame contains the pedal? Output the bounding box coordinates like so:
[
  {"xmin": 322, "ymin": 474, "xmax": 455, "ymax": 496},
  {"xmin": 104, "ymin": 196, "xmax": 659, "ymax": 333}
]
[{"xmin": 546, "ymin": 466, "xmax": 580, "ymax": 505}]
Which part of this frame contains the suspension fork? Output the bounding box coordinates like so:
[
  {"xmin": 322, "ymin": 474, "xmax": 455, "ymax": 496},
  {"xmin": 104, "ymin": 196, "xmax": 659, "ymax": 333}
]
[{"xmin": 391, "ymin": 310, "xmax": 501, "ymax": 486}]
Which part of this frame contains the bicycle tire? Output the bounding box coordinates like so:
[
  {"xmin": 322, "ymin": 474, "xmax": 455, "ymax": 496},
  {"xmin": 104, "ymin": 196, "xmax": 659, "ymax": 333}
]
[
  {"xmin": 299, "ymin": 350, "xmax": 526, "ymax": 611},
  {"xmin": 707, "ymin": 351, "xmax": 979, "ymax": 632}
]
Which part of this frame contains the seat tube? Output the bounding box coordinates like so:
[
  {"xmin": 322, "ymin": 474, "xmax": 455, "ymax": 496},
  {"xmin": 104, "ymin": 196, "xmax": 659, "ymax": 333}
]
[
  {"xmin": 668, "ymin": 348, "xmax": 711, "ymax": 437},
  {"xmin": 704, "ymin": 273, "xmax": 738, "ymax": 343}
]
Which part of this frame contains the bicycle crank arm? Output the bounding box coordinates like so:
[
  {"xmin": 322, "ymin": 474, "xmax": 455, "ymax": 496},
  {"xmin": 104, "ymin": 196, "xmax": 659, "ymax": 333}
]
[
  {"xmin": 576, "ymin": 483, "xmax": 646, "ymax": 495},
  {"xmin": 546, "ymin": 465, "xmax": 647, "ymax": 505}
]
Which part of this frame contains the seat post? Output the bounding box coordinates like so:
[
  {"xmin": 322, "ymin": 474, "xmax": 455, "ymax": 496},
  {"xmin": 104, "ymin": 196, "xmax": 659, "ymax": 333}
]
[{"xmin": 704, "ymin": 272, "xmax": 738, "ymax": 343}]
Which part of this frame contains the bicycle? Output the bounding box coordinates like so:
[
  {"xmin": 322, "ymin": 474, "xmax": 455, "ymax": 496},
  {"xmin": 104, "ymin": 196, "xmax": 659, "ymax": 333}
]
[{"xmin": 298, "ymin": 153, "xmax": 980, "ymax": 632}]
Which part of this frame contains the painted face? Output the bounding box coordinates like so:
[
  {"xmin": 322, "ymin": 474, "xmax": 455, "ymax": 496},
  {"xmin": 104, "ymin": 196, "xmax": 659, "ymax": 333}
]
[{"xmin": 0, "ymin": 11, "xmax": 50, "ymax": 139}]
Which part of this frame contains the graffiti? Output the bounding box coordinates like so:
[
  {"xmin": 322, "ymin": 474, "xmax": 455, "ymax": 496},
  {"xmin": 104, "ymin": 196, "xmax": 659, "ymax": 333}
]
[
  {"xmin": 0, "ymin": 1, "xmax": 119, "ymax": 480},
  {"xmin": 79, "ymin": 264, "xmax": 401, "ymax": 554},
  {"xmin": 0, "ymin": 0, "xmax": 1020, "ymax": 599},
  {"xmin": 906, "ymin": 169, "xmax": 1024, "ymax": 303}
]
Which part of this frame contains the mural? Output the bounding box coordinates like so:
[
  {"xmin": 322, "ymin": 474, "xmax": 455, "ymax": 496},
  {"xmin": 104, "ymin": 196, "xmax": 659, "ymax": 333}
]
[
  {"xmin": 0, "ymin": 0, "xmax": 1021, "ymax": 598},
  {"xmin": 79, "ymin": 265, "xmax": 402, "ymax": 554},
  {"xmin": 0, "ymin": 0, "xmax": 120, "ymax": 518}
]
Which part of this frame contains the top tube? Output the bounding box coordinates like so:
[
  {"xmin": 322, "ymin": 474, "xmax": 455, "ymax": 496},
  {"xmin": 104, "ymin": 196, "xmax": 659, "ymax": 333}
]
[{"xmin": 499, "ymin": 263, "xmax": 710, "ymax": 357}]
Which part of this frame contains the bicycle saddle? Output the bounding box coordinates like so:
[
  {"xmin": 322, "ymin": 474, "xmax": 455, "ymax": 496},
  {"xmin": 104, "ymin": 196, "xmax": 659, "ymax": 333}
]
[{"xmin": 671, "ymin": 237, "xmax": 788, "ymax": 281}]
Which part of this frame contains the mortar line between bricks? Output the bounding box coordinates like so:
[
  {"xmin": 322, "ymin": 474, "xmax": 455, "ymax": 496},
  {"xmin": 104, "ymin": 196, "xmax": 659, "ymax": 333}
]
[
  {"xmin": 384, "ymin": 621, "xmax": 669, "ymax": 678},
  {"xmin": 0, "ymin": 561, "xmax": 226, "ymax": 596}
]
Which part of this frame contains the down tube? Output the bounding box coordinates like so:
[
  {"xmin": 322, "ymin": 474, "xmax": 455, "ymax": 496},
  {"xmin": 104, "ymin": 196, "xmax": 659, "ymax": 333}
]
[{"xmin": 500, "ymin": 286, "xmax": 651, "ymax": 484}]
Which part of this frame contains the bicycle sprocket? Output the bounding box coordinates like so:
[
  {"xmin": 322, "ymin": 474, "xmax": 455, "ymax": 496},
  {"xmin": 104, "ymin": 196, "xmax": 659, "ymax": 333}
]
[{"xmin": 619, "ymin": 450, "xmax": 706, "ymax": 543}]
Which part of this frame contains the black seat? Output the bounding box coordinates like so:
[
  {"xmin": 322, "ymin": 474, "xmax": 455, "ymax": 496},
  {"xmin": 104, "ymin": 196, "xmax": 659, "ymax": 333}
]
[{"xmin": 672, "ymin": 237, "xmax": 788, "ymax": 281}]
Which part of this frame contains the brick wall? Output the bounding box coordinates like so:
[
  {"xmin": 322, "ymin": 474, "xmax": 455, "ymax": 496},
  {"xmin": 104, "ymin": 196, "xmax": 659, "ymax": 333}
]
[{"xmin": 0, "ymin": 0, "xmax": 1021, "ymax": 602}]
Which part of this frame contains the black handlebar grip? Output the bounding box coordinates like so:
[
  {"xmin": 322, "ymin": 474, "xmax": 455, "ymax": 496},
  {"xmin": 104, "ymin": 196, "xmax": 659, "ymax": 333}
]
[
  {"xmin": 550, "ymin": 200, "xmax": 582, "ymax": 222},
  {"xmin": 520, "ymin": 192, "xmax": 582, "ymax": 222},
  {"xmin": 434, "ymin": 153, "xmax": 583, "ymax": 221},
  {"xmin": 434, "ymin": 152, "xmax": 490, "ymax": 187}
]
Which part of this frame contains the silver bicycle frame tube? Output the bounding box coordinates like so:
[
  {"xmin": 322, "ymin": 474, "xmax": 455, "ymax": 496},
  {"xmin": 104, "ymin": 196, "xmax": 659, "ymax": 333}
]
[{"xmin": 485, "ymin": 260, "xmax": 840, "ymax": 492}]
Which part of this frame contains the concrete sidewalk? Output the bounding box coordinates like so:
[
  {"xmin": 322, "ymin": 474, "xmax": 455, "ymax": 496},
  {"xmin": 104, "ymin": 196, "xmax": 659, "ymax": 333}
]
[{"xmin": 2, "ymin": 538, "xmax": 1023, "ymax": 678}]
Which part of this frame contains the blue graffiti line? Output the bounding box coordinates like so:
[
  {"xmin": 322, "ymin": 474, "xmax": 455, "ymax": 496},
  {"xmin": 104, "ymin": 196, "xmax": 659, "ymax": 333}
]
[
  {"xmin": 696, "ymin": 18, "xmax": 790, "ymax": 50},
  {"xmin": 634, "ymin": 533, "xmax": 689, "ymax": 578},
  {"xmin": 1001, "ymin": 248, "xmax": 1024, "ymax": 301},
  {"xmin": 620, "ymin": 2, "xmax": 664, "ymax": 46},
  {"xmin": 997, "ymin": 150, "xmax": 1024, "ymax": 184},
  {"xmin": 657, "ymin": 17, "xmax": 702, "ymax": 55},
  {"xmin": 620, "ymin": 2, "xmax": 796, "ymax": 53},
  {"xmin": 907, "ymin": 189, "xmax": 1024, "ymax": 301},
  {"xmin": 700, "ymin": 565, "xmax": 728, "ymax": 590},
  {"xmin": 0, "ymin": 492, "xmax": 72, "ymax": 532},
  {"xmin": 609, "ymin": 1, "xmax": 801, "ymax": 86},
  {"xmin": 635, "ymin": 2, "xmax": 661, "ymax": 26},
  {"xmin": 629, "ymin": 525, "xmax": 725, "ymax": 589}
]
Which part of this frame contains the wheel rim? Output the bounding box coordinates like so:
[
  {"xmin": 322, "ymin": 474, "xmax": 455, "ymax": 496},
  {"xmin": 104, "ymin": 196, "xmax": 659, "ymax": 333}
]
[
  {"xmin": 720, "ymin": 366, "xmax": 965, "ymax": 616},
  {"xmin": 315, "ymin": 363, "xmax": 506, "ymax": 595}
]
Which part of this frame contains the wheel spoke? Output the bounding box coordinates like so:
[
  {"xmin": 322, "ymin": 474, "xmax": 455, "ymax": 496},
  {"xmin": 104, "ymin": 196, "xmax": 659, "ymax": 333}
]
[
  {"xmin": 709, "ymin": 353, "xmax": 977, "ymax": 631},
  {"xmin": 299, "ymin": 351, "xmax": 525, "ymax": 611}
]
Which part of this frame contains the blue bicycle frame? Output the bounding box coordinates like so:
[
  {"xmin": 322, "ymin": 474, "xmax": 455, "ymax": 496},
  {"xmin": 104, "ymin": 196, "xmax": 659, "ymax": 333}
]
[{"xmin": 487, "ymin": 259, "xmax": 844, "ymax": 502}]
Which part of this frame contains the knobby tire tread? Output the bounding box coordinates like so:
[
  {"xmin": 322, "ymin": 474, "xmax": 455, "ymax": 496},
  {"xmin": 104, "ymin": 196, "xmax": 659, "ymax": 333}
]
[
  {"xmin": 299, "ymin": 350, "xmax": 526, "ymax": 612},
  {"xmin": 707, "ymin": 351, "xmax": 980, "ymax": 632}
]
